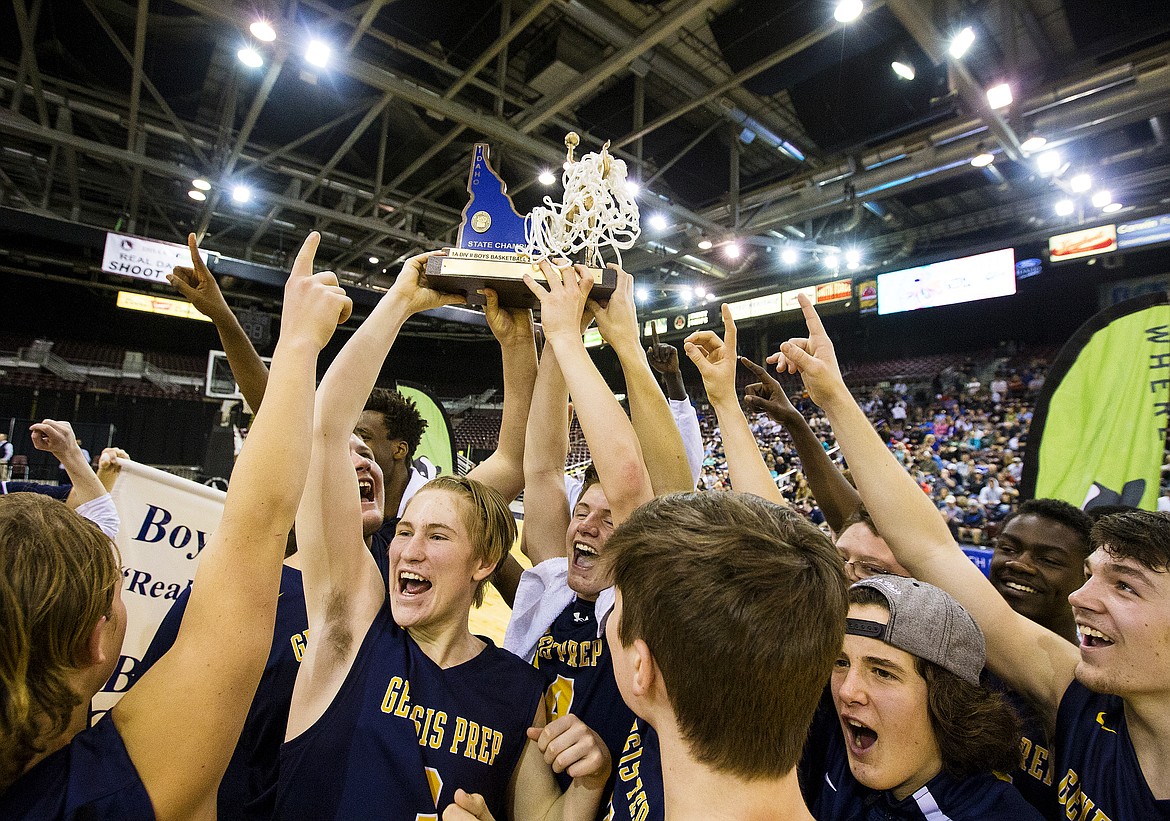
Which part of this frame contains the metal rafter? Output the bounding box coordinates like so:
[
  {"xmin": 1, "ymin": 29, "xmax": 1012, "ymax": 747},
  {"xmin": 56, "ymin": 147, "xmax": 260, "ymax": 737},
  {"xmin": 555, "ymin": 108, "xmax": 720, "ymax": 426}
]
[{"xmin": 10, "ymin": 0, "xmax": 49, "ymax": 126}]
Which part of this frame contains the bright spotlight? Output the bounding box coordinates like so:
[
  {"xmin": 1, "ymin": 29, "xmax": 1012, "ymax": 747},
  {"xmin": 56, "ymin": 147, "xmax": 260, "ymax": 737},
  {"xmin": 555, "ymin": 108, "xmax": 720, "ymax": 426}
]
[
  {"xmin": 1054, "ymin": 199, "xmax": 1075, "ymax": 217},
  {"xmin": 834, "ymin": 0, "xmax": 863, "ymax": 23},
  {"xmin": 649, "ymin": 213, "xmax": 668, "ymax": 231},
  {"xmin": 986, "ymin": 83, "xmax": 1013, "ymax": 110},
  {"xmin": 626, "ymin": 182, "xmax": 640, "ymax": 197},
  {"xmin": 845, "ymin": 249, "xmax": 861, "ymax": 267},
  {"xmin": 695, "ymin": 287, "xmax": 707, "ymax": 299},
  {"xmin": 305, "ymin": 40, "xmax": 331, "ymax": 68},
  {"xmin": 948, "ymin": 26, "xmax": 975, "ymax": 59},
  {"xmin": 1020, "ymin": 134, "xmax": 1047, "ymax": 154},
  {"xmin": 781, "ymin": 247, "xmax": 798, "ymax": 265},
  {"xmin": 187, "ymin": 189, "xmax": 207, "ymax": 202},
  {"xmin": 697, "ymin": 239, "xmax": 713, "ymax": 250},
  {"xmin": 891, "ymin": 61, "xmax": 915, "ymax": 81},
  {"xmin": 368, "ymin": 256, "xmax": 380, "ymax": 264},
  {"xmin": 1036, "ymin": 150, "xmax": 1063, "ymax": 175},
  {"xmin": 636, "ymin": 287, "xmax": 649, "ymax": 303},
  {"xmin": 1070, "ymin": 173, "xmax": 1092, "ymax": 193},
  {"xmin": 1102, "ymin": 202, "xmax": 1123, "ymax": 213},
  {"xmin": 538, "ymin": 170, "xmax": 556, "ymax": 186},
  {"xmin": 971, "ymin": 149, "xmax": 995, "ymax": 168},
  {"xmin": 250, "ymin": 20, "xmax": 276, "ymax": 42},
  {"xmin": 237, "ymin": 47, "xmax": 263, "ymax": 68},
  {"xmin": 681, "ymin": 286, "xmax": 694, "ymax": 302},
  {"xmin": 192, "ymin": 178, "xmax": 211, "ymax": 191},
  {"xmin": 232, "ymin": 185, "xmax": 252, "ymax": 204},
  {"xmin": 824, "ymin": 255, "xmax": 839, "ymax": 269},
  {"xmin": 724, "ymin": 243, "xmax": 741, "ymax": 260},
  {"xmin": 1091, "ymin": 191, "xmax": 1112, "ymax": 209}
]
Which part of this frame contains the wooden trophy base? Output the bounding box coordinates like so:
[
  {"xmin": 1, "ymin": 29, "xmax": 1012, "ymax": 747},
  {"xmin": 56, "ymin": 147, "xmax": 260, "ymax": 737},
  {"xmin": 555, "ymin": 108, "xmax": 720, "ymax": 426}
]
[{"xmin": 425, "ymin": 250, "xmax": 616, "ymax": 310}]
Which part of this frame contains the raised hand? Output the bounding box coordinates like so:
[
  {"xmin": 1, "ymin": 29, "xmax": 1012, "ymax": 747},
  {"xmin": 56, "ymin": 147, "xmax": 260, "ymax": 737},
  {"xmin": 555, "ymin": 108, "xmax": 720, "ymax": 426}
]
[
  {"xmin": 646, "ymin": 319, "xmax": 681, "ymax": 376},
  {"xmin": 442, "ymin": 789, "xmax": 496, "ymax": 821},
  {"xmin": 483, "ymin": 287, "xmax": 534, "ymax": 349},
  {"xmin": 682, "ymin": 303, "xmax": 739, "ymax": 406},
  {"xmin": 526, "ymin": 714, "xmax": 612, "ymax": 790},
  {"xmin": 740, "ymin": 356, "xmax": 801, "ymax": 426},
  {"xmin": 522, "ymin": 259, "xmax": 594, "ymax": 343},
  {"xmin": 280, "ymin": 232, "xmax": 353, "ymax": 351},
  {"xmin": 587, "ymin": 265, "xmax": 639, "ymax": 352},
  {"xmin": 389, "ymin": 251, "xmax": 466, "ymax": 316},
  {"xmin": 29, "ymin": 419, "xmax": 82, "ymax": 458},
  {"xmin": 767, "ymin": 293, "xmax": 848, "ymax": 409},
  {"xmin": 168, "ymin": 233, "xmax": 231, "ymax": 321}
]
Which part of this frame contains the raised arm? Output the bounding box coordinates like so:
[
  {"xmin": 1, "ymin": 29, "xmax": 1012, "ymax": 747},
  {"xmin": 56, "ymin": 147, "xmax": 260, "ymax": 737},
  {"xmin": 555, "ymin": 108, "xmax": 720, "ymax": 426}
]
[
  {"xmin": 114, "ymin": 232, "xmax": 350, "ymax": 821},
  {"xmin": 518, "ymin": 341, "xmax": 573, "ymax": 567},
  {"xmin": 466, "ymin": 289, "xmax": 538, "ymax": 502},
  {"xmin": 773, "ymin": 294, "xmax": 1077, "ymax": 720},
  {"xmin": 30, "ymin": 420, "xmax": 107, "ymax": 509},
  {"xmin": 740, "ymin": 357, "xmax": 860, "ymax": 533},
  {"xmin": 169, "ymin": 233, "xmax": 270, "ymax": 412},
  {"xmin": 589, "ymin": 268, "xmax": 692, "ymax": 495},
  {"xmin": 525, "ymin": 262, "xmax": 652, "ymax": 525},
  {"xmin": 684, "ymin": 306, "xmax": 786, "ymax": 506},
  {"xmin": 647, "ymin": 334, "xmax": 704, "ymax": 487}
]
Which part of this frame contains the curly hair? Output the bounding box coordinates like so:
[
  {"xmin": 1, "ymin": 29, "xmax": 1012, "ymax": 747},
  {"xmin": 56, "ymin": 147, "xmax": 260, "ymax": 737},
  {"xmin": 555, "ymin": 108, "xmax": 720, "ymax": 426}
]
[
  {"xmin": 0, "ymin": 494, "xmax": 121, "ymax": 790},
  {"xmin": 364, "ymin": 388, "xmax": 427, "ymax": 460},
  {"xmin": 1000, "ymin": 498, "xmax": 1091, "ymax": 557},
  {"xmin": 1091, "ymin": 509, "xmax": 1170, "ymax": 572}
]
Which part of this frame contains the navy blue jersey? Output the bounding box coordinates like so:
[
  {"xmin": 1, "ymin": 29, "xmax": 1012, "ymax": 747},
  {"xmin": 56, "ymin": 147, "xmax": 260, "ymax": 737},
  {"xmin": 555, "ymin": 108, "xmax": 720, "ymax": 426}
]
[
  {"xmin": 982, "ymin": 671, "xmax": 1060, "ymax": 820},
  {"xmin": 802, "ymin": 693, "xmax": 1043, "ymax": 821},
  {"xmin": 0, "ymin": 714, "xmax": 154, "ymax": 820},
  {"xmin": 1, "ymin": 481, "xmax": 71, "ymax": 500},
  {"xmin": 604, "ymin": 718, "xmax": 663, "ymax": 821},
  {"xmin": 369, "ymin": 519, "xmax": 396, "ymax": 588},
  {"xmin": 137, "ymin": 563, "xmax": 308, "ymax": 821},
  {"xmin": 1055, "ymin": 680, "xmax": 1170, "ymax": 820},
  {"xmin": 534, "ymin": 597, "xmax": 636, "ymax": 805},
  {"xmin": 274, "ymin": 602, "xmax": 544, "ymax": 821}
]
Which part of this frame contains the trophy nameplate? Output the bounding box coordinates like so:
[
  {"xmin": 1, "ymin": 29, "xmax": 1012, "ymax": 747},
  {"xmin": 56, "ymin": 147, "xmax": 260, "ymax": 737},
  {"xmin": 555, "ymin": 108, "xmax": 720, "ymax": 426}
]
[{"xmin": 424, "ymin": 144, "xmax": 616, "ymax": 309}]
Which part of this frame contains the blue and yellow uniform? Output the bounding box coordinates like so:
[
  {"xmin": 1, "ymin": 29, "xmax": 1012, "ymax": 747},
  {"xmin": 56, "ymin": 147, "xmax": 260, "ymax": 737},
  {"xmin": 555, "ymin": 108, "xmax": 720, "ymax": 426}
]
[
  {"xmin": 983, "ymin": 671, "xmax": 1059, "ymax": 820},
  {"xmin": 274, "ymin": 602, "xmax": 544, "ymax": 821},
  {"xmin": 138, "ymin": 563, "xmax": 308, "ymax": 821},
  {"xmin": 1054, "ymin": 680, "xmax": 1170, "ymax": 820},
  {"xmin": 604, "ymin": 718, "xmax": 663, "ymax": 821}
]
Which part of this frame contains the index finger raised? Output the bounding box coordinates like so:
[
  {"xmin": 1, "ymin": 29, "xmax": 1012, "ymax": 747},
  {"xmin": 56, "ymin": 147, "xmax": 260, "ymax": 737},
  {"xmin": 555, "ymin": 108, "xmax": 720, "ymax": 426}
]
[
  {"xmin": 650, "ymin": 320, "xmax": 661, "ymax": 348},
  {"xmin": 289, "ymin": 231, "xmax": 322, "ymax": 278},
  {"xmin": 796, "ymin": 292, "xmax": 826, "ymax": 337}
]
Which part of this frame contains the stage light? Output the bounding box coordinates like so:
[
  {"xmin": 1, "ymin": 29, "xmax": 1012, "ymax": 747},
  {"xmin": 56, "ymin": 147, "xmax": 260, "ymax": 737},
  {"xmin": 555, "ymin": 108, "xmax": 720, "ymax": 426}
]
[
  {"xmin": 538, "ymin": 170, "xmax": 556, "ymax": 186},
  {"xmin": 305, "ymin": 40, "xmax": 331, "ymax": 68},
  {"xmin": 697, "ymin": 239, "xmax": 713, "ymax": 250},
  {"xmin": 237, "ymin": 47, "xmax": 263, "ymax": 68},
  {"xmin": 781, "ymin": 247, "xmax": 798, "ymax": 265},
  {"xmin": 636, "ymin": 287, "xmax": 649, "ymax": 303},
  {"xmin": 187, "ymin": 189, "xmax": 207, "ymax": 202},
  {"xmin": 891, "ymin": 60, "xmax": 915, "ymax": 81},
  {"xmin": 1054, "ymin": 199, "xmax": 1075, "ymax": 217},
  {"xmin": 971, "ymin": 146, "xmax": 995, "ymax": 167},
  {"xmin": 626, "ymin": 182, "xmax": 640, "ymax": 197},
  {"xmin": 1020, "ymin": 134, "xmax": 1047, "ymax": 154},
  {"xmin": 695, "ymin": 287, "xmax": 707, "ymax": 299},
  {"xmin": 1070, "ymin": 173, "xmax": 1092, "ymax": 193},
  {"xmin": 681, "ymin": 286, "xmax": 694, "ymax": 302},
  {"xmin": 986, "ymin": 83, "xmax": 1013, "ymax": 110},
  {"xmin": 845, "ymin": 249, "xmax": 861, "ymax": 267},
  {"xmin": 1036, "ymin": 150, "xmax": 1063, "ymax": 175},
  {"xmin": 369, "ymin": 256, "xmax": 380, "ymax": 264},
  {"xmin": 232, "ymin": 185, "xmax": 253, "ymax": 204},
  {"xmin": 649, "ymin": 213, "xmax": 668, "ymax": 231},
  {"xmin": 192, "ymin": 178, "xmax": 211, "ymax": 191},
  {"xmin": 949, "ymin": 26, "xmax": 975, "ymax": 59},
  {"xmin": 834, "ymin": 0, "xmax": 863, "ymax": 23},
  {"xmin": 724, "ymin": 243, "xmax": 741, "ymax": 260},
  {"xmin": 1091, "ymin": 191, "xmax": 1112, "ymax": 209},
  {"xmin": 824, "ymin": 254, "xmax": 839, "ymax": 269},
  {"xmin": 1102, "ymin": 202, "xmax": 1123, "ymax": 213},
  {"xmin": 250, "ymin": 20, "xmax": 276, "ymax": 42}
]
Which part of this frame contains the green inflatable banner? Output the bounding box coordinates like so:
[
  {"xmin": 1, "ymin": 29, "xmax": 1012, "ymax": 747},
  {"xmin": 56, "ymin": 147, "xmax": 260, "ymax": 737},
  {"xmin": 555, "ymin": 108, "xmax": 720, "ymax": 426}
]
[
  {"xmin": 397, "ymin": 381, "xmax": 457, "ymax": 478},
  {"xmin": 1021, "ymin": 292, "xmax": 1170, "ymax": 510}
]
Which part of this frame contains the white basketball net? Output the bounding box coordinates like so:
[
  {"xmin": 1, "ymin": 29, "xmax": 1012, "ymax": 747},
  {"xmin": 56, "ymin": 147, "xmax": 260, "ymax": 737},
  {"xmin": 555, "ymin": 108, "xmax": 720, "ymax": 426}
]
[{"xmin": 525, "ymin": 142, "xmax": 640, "ymax": 270}]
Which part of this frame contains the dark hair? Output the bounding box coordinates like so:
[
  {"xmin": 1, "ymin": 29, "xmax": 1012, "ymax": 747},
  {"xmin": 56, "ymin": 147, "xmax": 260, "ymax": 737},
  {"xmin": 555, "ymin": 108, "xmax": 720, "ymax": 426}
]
[
  {"xmin": 579, "ymin": 462, "xmax": 600, "ymax": 497},
  {"xmin": 848, "ymin": 585, "xmax": 1020, "ymax": 778},
  {"xmin": 363, "ymin": 388, "xmax": 427, "ymax": 459},
  {"xmin": 839, "ymin": 504, "xmax": 878, "ymax": 538},
  {"xmin": 1091, "ymin": 510, "xmax": 1170, "ymax": 572},
  {"xmin": 1000, "ymin": 498, "xmax": 1092, "ymax": 557},
  {"xmin": 608, "ymin": 492, "xmax": 847, "ymax": 778}
]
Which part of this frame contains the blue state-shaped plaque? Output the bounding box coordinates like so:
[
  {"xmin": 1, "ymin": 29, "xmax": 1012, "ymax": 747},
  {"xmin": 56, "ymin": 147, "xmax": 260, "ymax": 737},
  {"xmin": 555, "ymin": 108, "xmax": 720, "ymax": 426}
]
[{"xmin": 456, "ymin": 144, "xmax": 529, "ymax": 253}]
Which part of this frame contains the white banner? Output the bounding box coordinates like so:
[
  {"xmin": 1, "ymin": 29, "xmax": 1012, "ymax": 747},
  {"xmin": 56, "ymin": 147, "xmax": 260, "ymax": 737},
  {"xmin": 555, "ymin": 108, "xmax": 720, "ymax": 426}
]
[
  {"xmin": 93, "ymin": 460, "xmax": 226, "ymax": 718},
  {"xmin": 102, "ymin": 232, "xmax": 214, "ymax": 283}
]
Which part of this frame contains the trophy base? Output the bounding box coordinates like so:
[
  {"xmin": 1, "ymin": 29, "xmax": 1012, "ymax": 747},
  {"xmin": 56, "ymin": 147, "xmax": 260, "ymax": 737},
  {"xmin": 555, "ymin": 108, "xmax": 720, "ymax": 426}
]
[{"xmin": 425, "ymin": 251, "xmax": 615, "ymax": 310}]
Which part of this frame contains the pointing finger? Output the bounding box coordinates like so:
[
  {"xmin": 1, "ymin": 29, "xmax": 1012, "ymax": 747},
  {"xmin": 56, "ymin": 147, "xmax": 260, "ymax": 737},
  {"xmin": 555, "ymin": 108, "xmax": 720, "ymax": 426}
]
[
  {"xmin": 796, "ymin": 292, "xmax": 826, "ymax": 338},
  {"xmin": 290, "ymin": 231, "xmax": 321, "ymax": 278}
]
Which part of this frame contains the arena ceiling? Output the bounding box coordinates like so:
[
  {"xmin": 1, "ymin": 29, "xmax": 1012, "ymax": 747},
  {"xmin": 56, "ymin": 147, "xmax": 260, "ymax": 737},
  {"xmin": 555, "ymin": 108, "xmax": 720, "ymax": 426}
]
[{"xmin": 1, "ymin": 0, "xmax": 1169, "ymax": 319}]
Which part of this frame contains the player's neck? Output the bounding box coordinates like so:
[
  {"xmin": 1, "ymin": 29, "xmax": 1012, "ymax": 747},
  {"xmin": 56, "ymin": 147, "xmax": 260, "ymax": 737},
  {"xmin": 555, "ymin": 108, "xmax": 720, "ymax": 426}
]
[
  {"xmin": 656, "ymin": 724, "xmax": 813, "ymax": 821},
  {"xmin": 409, "ymin": 619, "xmax": 485, "ymax": 669},
  {"xmin": 1123, "ymin": 695, "xmax": 1170, "ymax": 800},
  {"xmin": 25, "ymin": 685, "xmax": 93, "ymax": 775}
]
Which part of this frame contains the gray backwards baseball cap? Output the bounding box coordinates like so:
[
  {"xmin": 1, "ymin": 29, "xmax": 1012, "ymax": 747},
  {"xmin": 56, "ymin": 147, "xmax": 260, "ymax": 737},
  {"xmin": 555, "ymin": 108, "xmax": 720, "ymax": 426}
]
[{"xmin": 846, "ymin": 575, "xmax": 985, "ymax": 685}]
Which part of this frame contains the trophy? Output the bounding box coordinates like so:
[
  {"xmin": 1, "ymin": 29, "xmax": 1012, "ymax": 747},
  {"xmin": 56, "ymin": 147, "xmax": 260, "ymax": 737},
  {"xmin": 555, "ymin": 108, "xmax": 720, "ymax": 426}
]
[{"xmin": 425, "ymin": 133, "xmax": 640, "ymax": 309}]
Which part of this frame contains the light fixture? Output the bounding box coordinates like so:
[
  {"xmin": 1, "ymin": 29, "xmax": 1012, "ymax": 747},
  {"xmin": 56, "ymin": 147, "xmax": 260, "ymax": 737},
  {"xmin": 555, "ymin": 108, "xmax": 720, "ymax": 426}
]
[
  {"xmin": 636, "ymin": 287, "xmax": 649, "ymax": 303},
  {"xmin": 187, "ymin": 189, "xmax": 207, "ymax": 202},
  {"xmin": 1070, "ymin": 173, "xmax": 1092, "ymax": 193},
  {"xmin": 971, "ymin": 144, "xmax": 995, "ymax": 167},
  {"xmin": 1102, "ymin": 202, "xmax": 1123, "ymax": 213},
  {"xmin": 626, "ymin": 182, "xmax": 640, "ymax": 197},
  {"xmin": 834, "ymin": 0, "xmax": 863, "ymax": 23},
  {"xmin": 538, "ymin": 170, "xmax": 556, "ymax": 186},
  {"xmin": 704, "ymin": 294, "xmax": 715, "ymax": 303},
  {"xmin": 697, "ymin": 239, "xmax": 713, "ymax": 250},
  {"xmin": 305, "ymin": 40, "xmax": 331, "ymax": 68},
  {"xmin": 237, "ymin": 47, "xmax": 263, "ymax": 68},
  {"xmin": 681, "ymin": 286, "xmax": 694, "ymax": 302},
  {"xmin": 1036, "ymin": 150, "xmax": 1063, "ymax": 175},
  {"xmin": 724, "ymin": 243, "xmax": 741, "ymax": 260},
  {"xmin": 891, "ymin": 60, "xmax": 915, "ymax": 81},
  {"xmin": 824, "ymin": 254, "xmax": 839, "ymax": 269},
  {"xmin": 1020, "ymin": 134, "xmax": 1047, "ymax": 154},
  {"xmin": 231, "ymin": 185, "xmax": 252, "ymax": 204},
  {"xmin": 1091, "ymin": 191, "xmax": 1112, "ymax": 209},
  {"xmin": 649, "ymin": 213, "xmax": 668, "ymax": 231},
  {"xmin": 1054, "ymin": 199, "xmax": 1075, "ymax": 217},
  {"xmin": 845, "ymin": 249, "xmax": 861, "ymax": 268},
  {"xmin": 368, "ymin": 256, "xmax": 380, "ymax": 264},
  {"xmin": 192, "ymin": 178, "xmax": 211, "ymax": 191},
  {"xmin": 948, "ymin": 26, "xmax": 976, "ymax": 59},
  {"xmin": 781, "ymin": 247, "xmax": 798, "ymax": 265},
  {"xmin": 986, "ymin": 83, "xmax": 1013, "ymax": 110},
  {"xmin": 250, "ymin": 20, "xmax": 276, "ymax": 42}
]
